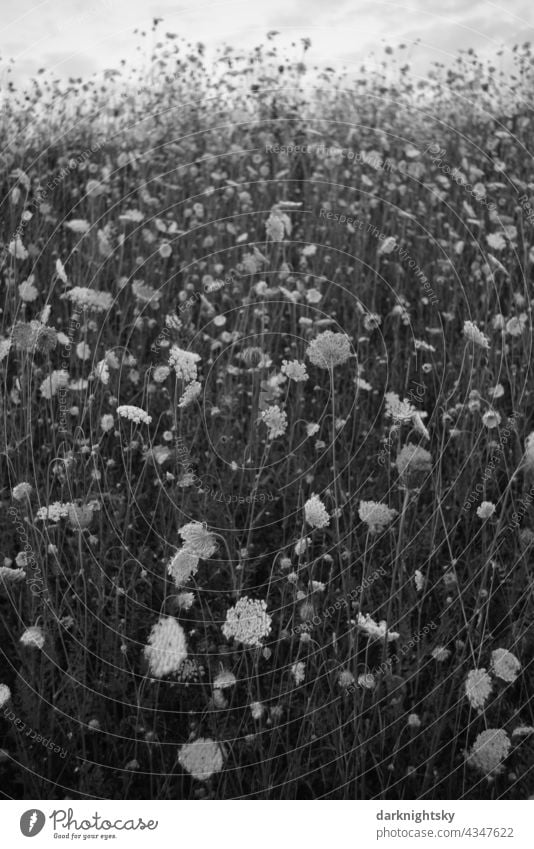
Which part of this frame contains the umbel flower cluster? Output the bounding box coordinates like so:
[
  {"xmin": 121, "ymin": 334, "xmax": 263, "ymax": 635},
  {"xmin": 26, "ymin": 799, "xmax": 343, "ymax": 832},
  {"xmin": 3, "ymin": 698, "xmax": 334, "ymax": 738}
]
[
  {"xmin": 222, "ymin": 597, "xmax": 272, "ymax": 648},
  {"xmin": 305, "ymin": 330, "xmax": 352, "ymax": 370},
  {"xmin": 167, "ymin": 522, "xmax": 217, "ymax": 587},
  {"xmin": 144, "ymin": 616, "xmax": 188, "ymax": 678},
  {"xmin": 466, "ymin": 728, "xmax": 511, "ymax": 776},
  {"xmin": 178, "ymin": 737, "xmax": 224, "ymax": 781}
]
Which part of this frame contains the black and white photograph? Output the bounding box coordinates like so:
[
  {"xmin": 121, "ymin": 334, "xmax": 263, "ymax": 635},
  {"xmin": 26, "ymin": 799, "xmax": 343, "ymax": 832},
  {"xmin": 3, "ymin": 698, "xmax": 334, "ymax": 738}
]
[{"xmin": 0, "ymin": 0, "xmax": 533, "ymax": 838}]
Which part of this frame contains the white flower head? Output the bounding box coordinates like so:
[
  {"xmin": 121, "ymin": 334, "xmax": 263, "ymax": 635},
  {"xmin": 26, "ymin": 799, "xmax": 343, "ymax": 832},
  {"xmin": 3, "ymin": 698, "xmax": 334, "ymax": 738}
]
[
  {"xmin": 304, "ymin": 494, "xmax": 330, "ymax": 529},
  {"xmin": 12, "ymin": 482, "xmax": 33, "ymax": 501},
  {"xmin": 0, "ymin": 683, "xmax": 11, "ymax": 709},
  {"xmin": 169, "ymin": 345, "xmax": 201, "ymax": 382},
  {"xmin": 213, "ymin": 670, "xmax": 236, "ymax": 690},
  {"xmin": 178, "ymin": 522, "xmax": 216, "ymax": 559},
  {"xmin": 306, "ymin": 331, "xmax": 352, "ymax": 369},
  {"xmin": 145, "ymin": 617, "xmax": 188, "ymax": 678},
  {"xmin": 466, "ymin": 728, "xmax": 510, "ymax": 776},
  {"xmin": 357, "ymin": 613, "xmax": 399, "ymax": 642},
  {"xmin": 477, "ymin": 501, "xmax": 495, "ymax": 520},
  {"xmin": 281, "ymin": 359, "xmax": 308, "ymax": 382},
  {"xmin": 178, "ymin": 738, "xmax": 224, "ymax": 781},
  {"xmin": 259, "ymin": 404, "xmax": 288, "ymax": 439},
  {"xmin": 20, "ymin": 625, "xmax": 46, "ymax": 650},
  {"xmin": 465, "ymin": 668, "xmax": 492, "ymax": 711},
  {"xmin": 463, "ymin": 320, "xmax": 490, "ymax": 349},
  {"xmin": 222, "ymin": 597, "xmax": 272, "ymax": 647},
  {"xmin": 116, "ymin": 405, "xmax": 152, "ymax": 425},
  {"xmin": 168, "ymin": 549, "xmax": 200, "ymax": 586},
  {"xmin": 491, "ymin": 648, "xmax": 521, "ymax": 683},
  {"xmin": 291, "ymin": 661, "xmax": 306, "ymax": 685},
  {"xmin": 358, "ymin": 500, "xmax": 397, "ymax": 533},
  {"xmin": 178, "ymin": 380, "xmax": 202, "ymax": 408}
]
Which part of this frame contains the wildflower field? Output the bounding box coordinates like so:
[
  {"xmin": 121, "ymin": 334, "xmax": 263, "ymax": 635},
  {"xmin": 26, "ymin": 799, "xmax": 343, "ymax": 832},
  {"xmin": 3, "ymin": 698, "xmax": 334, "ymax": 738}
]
[{"xmin": 1, "ymin": 30, "xmax": 533, "ymax": 800}]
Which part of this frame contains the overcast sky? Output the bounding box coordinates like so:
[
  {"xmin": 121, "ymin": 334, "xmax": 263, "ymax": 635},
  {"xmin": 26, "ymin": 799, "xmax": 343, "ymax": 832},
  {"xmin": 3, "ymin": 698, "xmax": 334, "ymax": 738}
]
[{"xmin": 1, "ymin": 0, "xmax": 532, "ymax": 88}]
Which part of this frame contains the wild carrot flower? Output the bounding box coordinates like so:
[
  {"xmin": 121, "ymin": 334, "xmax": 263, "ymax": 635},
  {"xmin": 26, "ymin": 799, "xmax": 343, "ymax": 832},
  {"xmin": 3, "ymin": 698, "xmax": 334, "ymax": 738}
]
[
  {"xmin": 20, "ymin": 625, "xmax": 46, "ymax": 650},
  {"xmin": 39, "ymin": 370, "xmax": 69, "ymax": 399},
  {"xmin": 176, "ymin": 591, "xmax": 195, "ymax": 610},
  {"xmin": 0, "ymin": 566, "xmax": 26, "ymax": 584},
  {"xmin": 414, "ymin": 570, "xmax": 424, "ymax": 591},
  {"xmin": 35, "ymin": 502, "xmax": 71, "ymax": 522},
  {"xmin": 178, "ymin": 738, "xmax": 224, "ymax": 781},
  {"xmin": 222, "ymin": 597, "xmax": 272, "ymax": 647},
  {"xmin": 116, "ymin": 405, "xmax": 152, "ymax": 425},
  {"xmin": 358, "ymin": 501, "xmax": 397, "ymax": 533},
  {"xmin": 153, "ymin": 365, "xmax": 171, "ymax": 383},
  {"xmin": 19, "ymin": 279, "xmax": 39, "ymax": 302},
  {"xmin": 384, "ymin": 392, "xmax": 416, "ymax": 423},
  {"xmin": 94, "ymin": 360, "xmax": 110, "ymax": 385},
  {"xmin": 294, "ymin": 537, "xmax": 311, "ymax": 556},
  {"xmin": 64, "ymin": 219, "xmax": 90, "ymax": 234},
  {"xmin": 260, "ymin": 404, "xmax": 288, "ymax": 439},
  {"xmin": 337, "ymin": 669, "xmax": 355, "ymax": 690},
  {"xmin": 465, "ymin": 668, "xmax": 492, "ymax": 710},
  {"xmin": 491, "ymin": 648, "xmax": 521, "ymax": 683},
  {"xmin": 306, "ymin": 330, "xmax": 352, "ymax": 369},
  {"xmin": 395, "ymin": 444, "xmax": 432, "ymax": 483},
  {"xmin": 265, "ymin": 207, "xmax": 291, "ymax": 241},
  {"xmin": 466, "ymin": 728, "xmax": 510, "ymax": 776},
  {"xmin": 291, "ymin": 662, "xmax": 306, "ymax": 685},
  {"xmin": 357, "ymin": 613, "xmax": 399, "ymax": 642},
  {"xmin": 12, "ymin": 482, "xmax": 33, "ymax": 501},
  {"xmin": 522, "ymin": 432, "xmax": 534, "ymax": 475},
  {"xmin": 477, "ymin": 501, "xmax": 495, "ymax": 520},
  {"xmin": 505, "ymin": 315, "xmax": 527, "ymax": 337},
  {"xmin": 100, "ymin": 414, "xmax": 114, "ymax": 432},
  {"xmin": 168, "ymin": 345, "xmax": 201, "ymax": 382},
  {"xmin": 213, "ymin": 670, "xmax": 236, "ymax": 690},
  {"xmin": 281, "ymin": 359, "xmax": 308, "ymax": 382},
  {"xmin": 145, "ymin": 617, "xmax": 187, "ymax": 677},
  {"xmin": 0, "ymin": 684, "xmax": 11, "ymax": 708},
  {"xmin": 167, "ymin": 549, "xmax": 200, "ymax": 586},
  {"xmin": 178, "ymin": 522, "xmax": 216, "ymax": 558},
  {"xmin": 432, "ymin": 647, "xmax": 451, "ymax": 662},
  {"xmin": 250, "ymin": 701, "xmax": 265, "ymax": 720},
  {"xmin": 178, "ymin": 380, "xmax": 202, "ymax": 408},
  {"xmin": 463, "ymin": 320, "xmax": 490, "ymax": 349},
  {"xmin": 304, "ymin": 494, "xmax": 330, "ymax": 529},
  {"xmin": 62, "ymin": 287, "xmax": 113, "ymax": 311}
]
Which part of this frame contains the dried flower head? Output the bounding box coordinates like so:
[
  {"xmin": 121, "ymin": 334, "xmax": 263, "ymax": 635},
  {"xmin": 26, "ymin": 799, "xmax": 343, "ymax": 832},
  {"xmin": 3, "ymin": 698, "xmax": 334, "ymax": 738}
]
[{"xmin": 306, "ymin": 331, "xmax": 352, "ymax": 369}]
